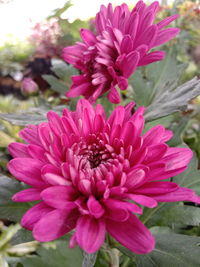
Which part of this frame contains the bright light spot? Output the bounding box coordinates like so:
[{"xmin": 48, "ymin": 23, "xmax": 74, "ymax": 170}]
[{"xmin": 0, "ymin": 0, "xmax": 163, "ymax": 44}]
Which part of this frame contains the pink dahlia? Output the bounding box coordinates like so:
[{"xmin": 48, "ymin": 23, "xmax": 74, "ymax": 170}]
[
  {"xmin": 8, "ymin": 100, "xmax": 200, "ymax": 254},
  {"xmin": 63, "ymin": 0, "xmax": 180, "ymax": 103}
]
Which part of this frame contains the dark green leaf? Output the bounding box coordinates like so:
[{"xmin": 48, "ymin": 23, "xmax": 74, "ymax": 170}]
[
  {"xmin": 14, "ymin": 241, "xmax": 83, "ymax": 267},
  {"xmin": 11, "ymin": 228, "xmax": 34, "ymax": 245},
  {"xmin": 51, "ymin": 59, "xmax": 78, "ymax": 84},
  {"xmin": 136, "ymin": 233, "xmax": 200, "ymax": 267},
  {"xmin": 173, "ymin": 154, "xmax": 200, "ymax": 194},
  {"xmin": 142, "ymin": 203, "xmax": 200, "ymax": 228},
  {"xmin": 0, "ymin": 176, "xmax": 30, "ymax": 222},
  {"xmin": 42, "ymin": 75, "xmax": 67, "ymax": 94}
]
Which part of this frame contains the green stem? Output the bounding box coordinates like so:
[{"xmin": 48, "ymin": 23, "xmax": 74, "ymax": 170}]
[{"xmin": 142, "ymin": 202, "xmax": 166, "ymax": 225}]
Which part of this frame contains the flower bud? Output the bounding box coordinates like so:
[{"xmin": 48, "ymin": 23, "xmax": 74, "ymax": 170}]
[{"xmin": 21, "ymin": 78, "xmax": 39, "ymax": 96}]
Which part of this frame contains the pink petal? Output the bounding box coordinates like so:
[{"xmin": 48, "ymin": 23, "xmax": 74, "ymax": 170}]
[
  {"xmin": 154, "ymin": 28, "xmax": 180, "ymax": 47},
  {"xmin": 8, "ymin": 143, "xmax": 29, "ymax": 158},
  {"xmin": 80, "ymin": 29, "xmax": 97, "ymax": 45},
  {"xmin": 107, "ymin": 213, "xmax": 155, "ymax": 254},
  {"xmin": 126, "ymin": 193, "xmax": 158, "ymax": 208},
  {"xmin": 41, "ymin": 185, "xmax": 78, "ymax": 209},
  {"xmin": 103, "ymin": 199, "xmax": 130, "ymax": 222},
  {"xmin": 12, "ymin": 188, "xmax": 41, "ymax": 202},
  {"xmin": 19, "ymin": 124, "xmax": 40, "ymax": 145},
  {"xmin": 138, "ymin": 51, "xmax": 165, "ymax": 66},
  {"xmin": 21, "ymin": 202, "xmax": 52, "ymax": 230},
  {"xmin": 151, "ymin": 187, "xmax": 200, "ymax": 203},
  {"xmin": 76, "ymin": 215, "xmax": 106, "ymax": 253},
  {"xmin": 107, "ymin": 87, "xmax": 120, "ymax": 104},
  {"xmin": 87, "ymin": 195, "xmax": 105, "ymax": 218},
  {"xmin": 42, "ymin": 164, "xmax": 70, "ymax": 186},
  {"xmin": 28, "ymin": 144, "xmax": 47, "ymax": 162},
  {"xmin": 8, "ymin": 158, "xmax": 45, "ymax": 187},
  {"xmin": 33, "ymin": 208, "xmax": 78, "ymax": 242},
  {"xmin": 157, "ymin": 14, "xmax": 179, "ymax": 29},
  {"xmin": 134, "ymin": 181, "xmax": 178, "ymax": 195}
]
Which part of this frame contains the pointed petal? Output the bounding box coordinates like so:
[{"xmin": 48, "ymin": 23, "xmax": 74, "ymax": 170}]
[
  {"xmin": 76, "ymin": 215, "xmax": 106, "ymax": 253},
  {"xmin": 12, "ymin": 188, "xmax": 41, "ymax": 202},
  {"xmin": 107, "ymin": 213, "xmax": 155, "ymax": 254},
  {"xmin": 21, "ymin": 202, "xmax": 52, "ymax": 230},
  {"xmin": 41, "ymin": 186, "xmax": 78, "ymax": 209},
  {"xmin": 33, "ymin": 208, "xmax": 78, "ymax": 242}
]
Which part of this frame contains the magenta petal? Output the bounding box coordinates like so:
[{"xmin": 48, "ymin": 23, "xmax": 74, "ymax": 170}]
[
  {"xmin": 21, "ymin": 202, "xmax": 53, "ymax": 230},
  {"xmin": 8, "ymin": 158, "xmax": 45, "ymax": 187},
  {"xmin": 80, "ymin": 29, "xmax": 97, "ymax": 45},
  {"xmin": 8, "ymin": 143, "xmax": 29, "ymax": 158},
  {"xmin": 87, "ymin": 196, "xmax": 105, "ymax": 218},
  {"xmin": 107, "ymin": 87, "xmax": 120, "ymax": 104},
  {"xmin": 41, "ymin": 186, "xmax": 78, "ymax": 209},
  {"xmin": 107, "ymin": 213, "xmax": 155, "ymax": 254},
  {"xmin": 127, "ymin": 194, "xmax": 158, "ymax": 208},
  {"xmin": 76, "ymin": 215, "xmax": 106, "ymax": 253},
  {"xmin": 103, "ymin": 199, "xmax": 130, "ymax": 222},
  {"xmin": 33, "ymin": 208, "xmax": 78, "ymax": 242},
  {"xmin": 157, "ymin": 14, "xmax": 179, "ymax": 29},
  {"xmin": 154, "ymin": 28, "xmax": 180, "ymax": 46},
  {"xmin": 134, "ymin": 181, "xmax": 178, "ymax": 195},
  {"xmin": 12, "ymin": 188, "xmax": 41, "ymax": 202},
  {"xmin": 19, "ymin": 125, "xmax": 40, "ymax": 145},
  {"xmin": 150, "ymin": 187, "xmax": 200, "ymax": 203},
  {"xmin": 138, "ymin": 51, "xmax": 165, "ymax": 66}
]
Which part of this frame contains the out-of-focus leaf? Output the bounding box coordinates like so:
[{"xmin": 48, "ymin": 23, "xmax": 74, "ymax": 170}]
[
  {"xmin": 135, "ymin": 233, "xmax": 200, "ymax": 267},
  {"xmin": 51, "ymin": 59, "xmax": 77, "ymax": 86},
  {"xmin": 0, "ymin": 176, "xmax": 30, "ymax": 222},
  {"xmin": 0, "ymin": 131, "xmax": 15, "ymax": 147},
  {"xmin": 0, "ymin": 106, "xmax": 66, "ymax": 126},
  {"xmin": 145, "ymin": 77, "xmax": 200, "ymax": 121},
  {"xmin": 42, "ymin": 75, "xmax": 67, "ymax": 94},
  {"xmin": 0, "ymin": 113, "xmax": 46, "ymax": 126},
  {"xmin": 82, "ymin": 252, "xmax": 97, "ymax": 267},
  {"xmin": 11, "ymin": 228, "xmax": 34, "ymax": 245},
  {"xmin": 13, "ymin": 241, "xmax": 83, "ymax": 267}
]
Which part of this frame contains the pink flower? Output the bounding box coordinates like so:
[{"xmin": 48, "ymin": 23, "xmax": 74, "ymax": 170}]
[
  {"xmin": 8, "ymin": 100, "xmax": 200, "ymax": 254},
  {"xmin": 63, "ymin": 1, "xmax": 180, "ymax": 103},
  {"xmin": 21, "ymin": 78, "xmax": 39, "ymax": 95}
]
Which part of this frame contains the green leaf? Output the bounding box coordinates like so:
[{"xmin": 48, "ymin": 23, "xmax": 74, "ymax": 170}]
[
  {"xmin": 42, "ymin": 75, "xmax": 68, "ymax": 94},
  {"xmin": 0, "ymin": 113, "xmax": 46, "ymax": 126},
  {"xmin": 0, "ymin": 176, "xmax": 30, "ymax": 222},
  {"xmin": 142, "ymin": 202, "xmax": 200, "ymax": 228},
  {"xmin": 173, "ymin": 154, "xmax": 200, "ymax": 194},
  {"xmin": 144, "ymin": 77, "xmax": 200, "ymax": 122},
  {"xmin": 14, "ymin": 241, "xmax": 83, "ymax": 267},
  {"xmin": 0, "ymin": 106, "xmax": 66, "ymax": 126},
  {"xmin": 51, "ymin": 59, "xmax": 78, "ymax": 85},
  {"xmin": 11, "ymin": 228, "xmax": 34, "ymax": 245},
  {"xmin": 129, "ymin": 50, "xmax": 186, "ymax": 107},
  {"xmin": 136, "ymin": 233, "xmax": 200, "ymax": 267}
]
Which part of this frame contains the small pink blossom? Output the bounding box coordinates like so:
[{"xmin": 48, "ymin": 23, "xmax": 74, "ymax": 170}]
[
  {"xmin": 21, "ymin": 78, "xmax": 39, "ymax": 95},
  {"xmin": 63, "ymin": 1, "xmax": 180, "ymax": 103},
  {"xmin": 8, "ymin": 100, "xmax": 200, "ymax": 254}
]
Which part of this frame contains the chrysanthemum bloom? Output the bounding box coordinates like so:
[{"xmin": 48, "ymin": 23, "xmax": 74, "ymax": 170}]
[
  {"xmin": 63, "ymin": 1, "xmax": 180, "ymax": 103},
  {"xmin": 8, "ymin": 100, "xmax": 200, "ymax": 254}
]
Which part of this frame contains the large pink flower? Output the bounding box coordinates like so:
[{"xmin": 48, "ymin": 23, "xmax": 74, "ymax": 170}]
[
  {"xmin": 63, "ymin": 1, "xmax": 180, "ymax": 103},
  {"xmin": 8, "ymin": 100, "xmax": 200, "ymax": 254}
]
